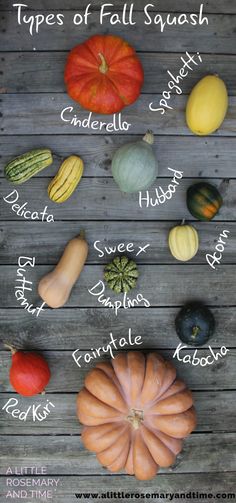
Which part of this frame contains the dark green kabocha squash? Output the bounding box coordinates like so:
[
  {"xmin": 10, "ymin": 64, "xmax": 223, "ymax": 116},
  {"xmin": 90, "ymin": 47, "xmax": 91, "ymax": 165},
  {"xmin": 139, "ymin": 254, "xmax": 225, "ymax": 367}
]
[
  {"xmin": 104, "ymin": 256, "xmax": 139, "ymax": 294},
  {"xmin": 175, "ymin": 303, "xmax": 215, "ymax": 347},
  {"xmin": 187, "ymin": 182, "xmax": 223, "ymax": 221}
]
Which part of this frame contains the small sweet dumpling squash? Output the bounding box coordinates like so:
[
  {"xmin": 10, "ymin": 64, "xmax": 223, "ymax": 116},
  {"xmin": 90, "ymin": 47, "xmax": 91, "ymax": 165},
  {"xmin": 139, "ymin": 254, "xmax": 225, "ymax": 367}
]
[{"xmin": 77, "ymin": 351, "xmax": 197, "ymax": 480}]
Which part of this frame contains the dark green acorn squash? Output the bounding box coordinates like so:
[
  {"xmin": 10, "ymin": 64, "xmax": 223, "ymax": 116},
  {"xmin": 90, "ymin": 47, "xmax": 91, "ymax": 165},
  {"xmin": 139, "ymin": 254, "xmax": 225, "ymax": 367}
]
[
  {"xmin": 187, "ymin": 182, "xmax": 223, "ymax": 221},
  {"xmin": 104, "ymin": 256, "xmax": 139, "ymax": 294},
  {"xmin": 175, "ymin": 303, "xmax": 215, "ymax": 347}
]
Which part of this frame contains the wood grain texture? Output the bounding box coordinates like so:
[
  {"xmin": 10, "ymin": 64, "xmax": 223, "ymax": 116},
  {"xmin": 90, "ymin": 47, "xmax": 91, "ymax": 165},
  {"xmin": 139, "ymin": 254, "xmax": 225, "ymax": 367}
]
[
  {"xmin": 0, "ymin": 221, "xmax": 235, "ymax": 265},
  {"xmin": 0, "ymin": 433, "xmax": 236, "ymax": 474},
  {"xmin": 0, "ymin": 263, "xmax": 235, "ymax": 308},
  {"xmin": 1, "ymin": 307, "xmax": 235, "ymax": 350},
  {"xmin": 1, "ymin": 52, "xmax": 236, "ymax": 95},
  {"xmin": 1, "ymin": 135, "xmax": 236, "ymax": 179},
  {"xmin": 0, "ymin": 178, "xmax": 233, "ymax": 221},
  {"xmin": 0, "ymin": 391, "xmax": 235, "ymax": 434},
  {"xmin": 1, "ymin": 94, "xmax": 236, "ymax": 136},
  {"xmin": 1, "ymin": 349, "xmax": 235, "ymax": 392},
  {"xmin": 1, "ymin": 1, "xmax": 236, "ymax": 13},
  {"xmin": 1, "ymin": 11, "xmax": 236, "ymax": 53},
  {"xmin": 1, "ymin": 474, "xmax": 235, "ymax": 503}
]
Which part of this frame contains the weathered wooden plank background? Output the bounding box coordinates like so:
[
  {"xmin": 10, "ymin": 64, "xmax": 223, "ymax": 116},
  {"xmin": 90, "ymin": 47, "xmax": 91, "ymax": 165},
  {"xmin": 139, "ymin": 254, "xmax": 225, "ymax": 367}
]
[
  {"xmin": 1, "ymin": 307, "xmax": 236, "ymax": 349},
  {"xmin": 1, "ymin": 94, "xmax": 236, "ymax": 135},
  {"xmin": 1, "ymin": 136, "xmax": 236, "ymax": 177},
  {"xmin": 1, "ymin": 474, "xmax": 234, "ymax": 503},
  {"xmin": 1, "ymin": 349, "xmax": 235, "ymax": 391},
  {"xmin": 1, "ymin": 391, "xmax": 235, "ymax": 434},
  {"xmin": 1, "ymin": 12, "xmax": 236, "ymax": 53},
  {"xmin": 1, "ymin": 1, "xmax": 236, "ymax": 13},
  {"xmin": 0, "ymin": 178, "xmax": 234, "ymax": 220},
  {"xmin": 1, "ymin": 433, "xmax": 236, "ymax": 473},
  {"xmin": 1, "ymin": 221, "xmax": 235, "ymax": 264},
  {"xmin": 0, "ymin": 264, "xmax": 235, "ymax": 307},
  {"xmin": 2, "ymin": 53, "xmax": 236, "ymax": 95},
  {"xmin": 0, "ymin": 0, "xmax": 236, "ymax": 502}
]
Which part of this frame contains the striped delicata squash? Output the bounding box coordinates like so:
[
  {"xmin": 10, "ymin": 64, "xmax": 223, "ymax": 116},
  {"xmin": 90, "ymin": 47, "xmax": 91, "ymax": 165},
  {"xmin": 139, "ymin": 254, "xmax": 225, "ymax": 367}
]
[
  {"xmin": 4, "ymin": 149, "xmax": 53, "ymax": 184},
  {"xmin": 48, "ymin": 155, "xmax": 84, "ymax": 203}
]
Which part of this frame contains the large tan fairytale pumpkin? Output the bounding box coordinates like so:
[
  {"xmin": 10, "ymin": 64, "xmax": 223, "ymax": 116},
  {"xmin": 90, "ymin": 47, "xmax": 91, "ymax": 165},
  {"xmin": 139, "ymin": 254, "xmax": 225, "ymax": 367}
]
[{"xmin": 77, "ymin": 352, "xmax": 197, "ymax": 480}]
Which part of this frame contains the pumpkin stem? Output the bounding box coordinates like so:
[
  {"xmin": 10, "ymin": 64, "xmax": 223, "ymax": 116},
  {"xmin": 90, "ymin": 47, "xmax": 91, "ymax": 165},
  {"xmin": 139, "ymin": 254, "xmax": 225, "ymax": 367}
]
[
  {"xmin": 181, "ymin": 219, "xmax": 186, "ymax": 226},
  {"xmin": 4, "ymin": 343, "xmax": 17, "ymax": 355},
  {"xmin": 98, "ymin": 53, "xmax": 109, "ymax": 74},
  {"xmin": 127, "ymin": 408, "xmax": 144, "ymax": 430},
  {"xmin": 143, "ymin": 130, "xmax": 154, "ymax": 145}
]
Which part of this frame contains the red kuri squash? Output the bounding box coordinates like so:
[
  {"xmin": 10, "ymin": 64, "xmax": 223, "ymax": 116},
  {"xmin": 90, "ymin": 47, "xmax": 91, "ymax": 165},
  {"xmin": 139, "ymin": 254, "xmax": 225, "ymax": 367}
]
[
  {"xmin": 6, "ymin": 345, "xmax": 51, "ymax": 397},
  {"xmin": 64, "ymin": 34, "xmax": 144, "ymax": 114},
  {"xmin": 77, "ymin": 351, "xmax": 197, "ymax": 480}
]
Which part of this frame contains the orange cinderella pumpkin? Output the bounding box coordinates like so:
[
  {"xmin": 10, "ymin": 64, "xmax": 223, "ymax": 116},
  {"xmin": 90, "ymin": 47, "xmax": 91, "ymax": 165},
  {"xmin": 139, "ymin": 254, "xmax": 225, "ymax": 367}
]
[
  {"xmin": 77, "ymin": 351, "xmax": 197, "ymax": 480},
  {"xmin": 64, "ymin": 34, "xmax": 144, "ymax": 114}
]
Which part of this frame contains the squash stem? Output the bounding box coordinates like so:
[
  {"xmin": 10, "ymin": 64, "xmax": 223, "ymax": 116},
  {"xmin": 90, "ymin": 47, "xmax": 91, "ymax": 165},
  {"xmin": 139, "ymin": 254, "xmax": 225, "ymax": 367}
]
[
  {"xmin": 192, "ymin": 326, "xmax": 201, "ymax": 338},
  {"xmin": 127, "ymin": 408, "xmax": 144, "ymax": 429},
  {"xmin": 79, "ymin": 229, "xmax": 86, "ymax": 240},
  {"xmin": 4, "ymin": 343, "xmax": 17, "ymax": 355},
  {"xmin": 143, "ymin": 130, "xmax": 154, "ymax": 145},
  {"xmin": 181, "ymin": 219, "xmax": 186, "ymax": 226},
  {"xmin": 98, "ymin": 53, "xmax": 108, "ymax": 74}
]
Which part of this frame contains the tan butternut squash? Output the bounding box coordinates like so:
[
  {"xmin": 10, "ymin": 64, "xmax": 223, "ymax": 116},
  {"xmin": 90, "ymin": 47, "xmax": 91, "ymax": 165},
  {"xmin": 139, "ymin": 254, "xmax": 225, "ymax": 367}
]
[{"xmin": 38, "ymin": 231, "xmax": 88, "ymax": 308}]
